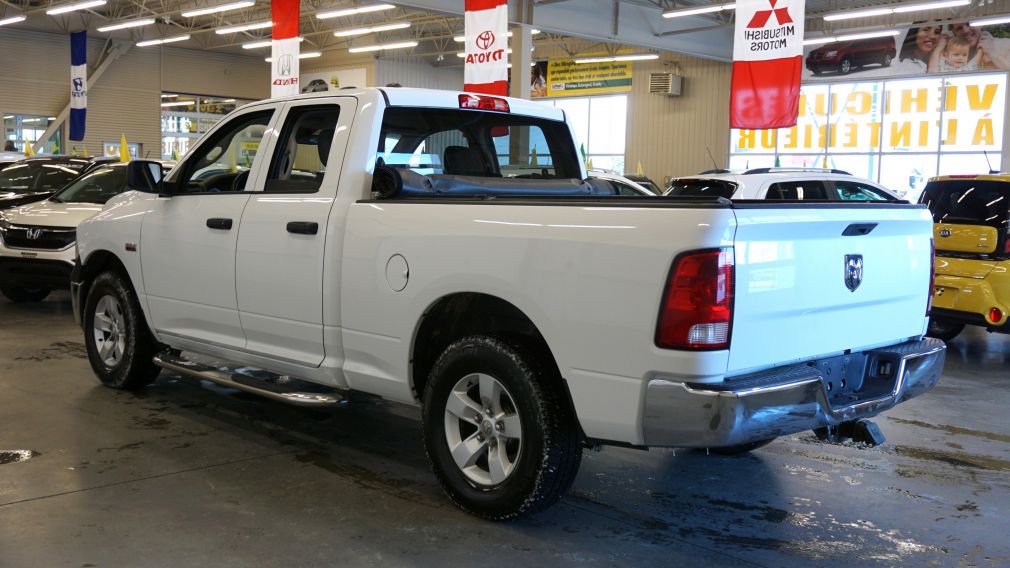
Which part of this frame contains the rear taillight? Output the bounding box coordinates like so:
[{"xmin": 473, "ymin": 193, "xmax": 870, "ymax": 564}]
[
  {"xmin": 927, "ymin": 238, "xmax": 935, "ymax": 316},
  {"xmin": 656, "ymin": 248, "xmax": 734, "ymax": 350},
  {"xmin": 989, "ymin": 307, "xmax": 1003, "ymax": 323}
]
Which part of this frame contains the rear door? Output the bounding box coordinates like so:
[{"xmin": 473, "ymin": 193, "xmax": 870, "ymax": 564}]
[{"xmin": 728, "ymin": 204, "xmax": 933, "ymax": 374}]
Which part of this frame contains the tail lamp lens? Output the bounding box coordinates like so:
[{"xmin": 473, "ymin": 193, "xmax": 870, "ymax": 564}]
[
  {"xmin": 990, "ymin": 307, "xmax": 1003, "ymax": 323},
  {"xmin": 927, "ymin": 238, "xmax": 935, "ymax": 316},
  {"xmin": 656, "ymin": 248, "xmax": 734, "ymax": 350}
]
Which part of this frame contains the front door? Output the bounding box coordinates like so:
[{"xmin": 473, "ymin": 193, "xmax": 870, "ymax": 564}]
[
  {"xmin": 235, "ymin": 98, "xmax": 356, "ymax": 365},
  {"xmin": 141, "ymin": 106, "xmax": 279, "ymax": 349}
]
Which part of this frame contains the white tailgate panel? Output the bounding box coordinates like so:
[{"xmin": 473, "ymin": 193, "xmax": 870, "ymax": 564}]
[{"xmin": 729, "ymin": 206, "xmax": 933, "ymax": 374}]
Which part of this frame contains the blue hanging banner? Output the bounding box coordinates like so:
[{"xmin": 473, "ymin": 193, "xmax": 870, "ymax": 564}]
[{"xmin": 69, "ymin": 30, "xmax": 87, "ymax": 142}]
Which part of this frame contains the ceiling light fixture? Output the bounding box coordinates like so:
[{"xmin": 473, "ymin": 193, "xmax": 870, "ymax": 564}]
[
  {"xmin": 264, "ymin": 51, "xmax": 322, "ymax": 61},
  {"xmin": 160, "ymin": 94, "xmax": 178, "ymax": 98},
  {"xmin": 970, "ymin": 14, "xmax": 1010, "ymax": 27},
  {"xmin": 453, "ymin": 29, "xmax": 540, "ymax": 42},
  {"xmin": 47, "ymin": 0, "xmax": 107, "ymax": 16},
  {"xmin": 160, "ymin": 100, "xmax": 197, "ymax": 107},
  {"xmin": 137, "ymin": 34, "xmax": 191, "ymax": 47},
  {"xmin": 574, "ymin": 53, "xmax": 660, "ymax": 64},
  {"xmin": 97, "ymin": 18, "xmax": 155, "ymax": 32},
  {"xmin": 802, "ymin": 29, "xmax": 900, "ymax": 46},
  {"xmin": 348, "ymin": 40, "xmax": 418, "ymax": 53},
  {"xmin": 317, "ymin": 3, "xmax": 395, "ymax": 20},
  {"xmin": 662, "ymin": 2, "xmax": 735, "ymax": 19},
  {"xmin": 181, "ymin": 1, "xmax": 255, "ymax": 18},
  {"xmin": 241, "ymin": 36, "xmax": 304, "ymax": 48},
  {"xmin": 0, "ymin": 14, "xmax": 27, "ymax": 26},
  {"xmin": 824, "ymin": 0, "xmax": 970, "ymax": 22},
  {"xmin": 215, "ymin": 20, "xmax": 273, "ymax": 34},
  {"xmin": 334, "ymin": 21, "xmax": 410, "ymax": 37}
]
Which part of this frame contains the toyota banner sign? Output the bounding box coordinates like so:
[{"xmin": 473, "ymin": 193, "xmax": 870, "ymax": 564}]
[
  {"xmin": 731, "ymin": 0, "xmax": 805, "ymax": 129},
  {"xmin": 463, "ymin": 0, "xmax": 508, "ymax": 95}
]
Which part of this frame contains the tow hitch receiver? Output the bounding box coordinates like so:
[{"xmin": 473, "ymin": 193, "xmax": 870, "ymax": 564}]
[{"xmin": 814, "ymin": 419, "xmax": 887, "ymax": 446}]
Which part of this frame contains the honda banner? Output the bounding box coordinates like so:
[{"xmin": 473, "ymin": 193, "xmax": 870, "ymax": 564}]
[
  {"xmin": 69, "ymin": 30, "xmax": 87, "ymax": 141},
  {"xmin": 731, "ymin": 0, "xmax": 805, "ymax": 129},
  {"xmin": 271, "ymin": 0, "xmax": 300, "ymax": 98},
  {"xmin": 463, "ymin": 0, "xmax": 508, "ymax": 95}
]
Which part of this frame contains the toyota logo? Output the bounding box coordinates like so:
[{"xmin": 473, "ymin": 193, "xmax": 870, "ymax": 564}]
[
  {"xmin": 476, "ymin": 30, "xmax": 495, "ymax": 51},
  {"xmin": 26, "ymin": 228, "xmax": 43, "ymax": 240}
]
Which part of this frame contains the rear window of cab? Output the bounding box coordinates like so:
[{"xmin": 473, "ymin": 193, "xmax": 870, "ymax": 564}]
[
  {"xmin": 666, "ymin": 178, "xmax": 737, "ymax": 198},
  {"xmin": 920, "ymin": 179, "xmax": 1010, "ymax": 231}
]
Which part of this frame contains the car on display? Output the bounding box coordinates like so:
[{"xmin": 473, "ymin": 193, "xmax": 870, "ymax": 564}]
[
  {"xmin": 0, "ymin": 161, "xmax": 163, "ymax": 303},
  {"xmin": 587, "ymin": 168, "xmax": 657, "ymax": 195},
  {"xmin": 0, "ymin": 156, "xmax": 114, "ymax": 211},
  {"xmin": 623, "ymin": 174, "xmax": 663, "ymax": 195},
  {"xmin": 921, "ymin": 174, "xmax": 1010, "ymax": 341},
  {"xmin": 805, "ymin": 35, "xmax": 897, "ymax": 76},
  {"xmin": 70, "ymin": 88, "xmax": 944, "ymax": 520},
  {"xmin": 0, "ymin": 151, "xmax": 23, "ymax": 170},
  {"xmin": 666, "ymin": 167, "xmax": 905, "ymax": 202}
]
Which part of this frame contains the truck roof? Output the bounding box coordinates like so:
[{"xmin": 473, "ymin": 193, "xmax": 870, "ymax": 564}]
[{"xmin": 244, "ymin": 87, "xmax": 567, "ymax": 122}]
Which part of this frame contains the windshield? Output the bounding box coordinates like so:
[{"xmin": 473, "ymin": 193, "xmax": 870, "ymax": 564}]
[
  {"xmin": 0, "ymin": 164, "xmax": 38, "ymax": 194},
  {"xmin": 51, "ymin": 166, "xmax": 127, "ymax": 204},
  {"xmin": 666, "ymin": 178, "xmax": 737, "ymax": 198},
  {"xmin": 920, "ymin": 179, "xmax": 1010, "ymax": 231}
]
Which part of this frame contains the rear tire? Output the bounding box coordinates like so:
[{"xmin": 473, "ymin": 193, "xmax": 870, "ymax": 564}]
[
  {"xmin": 709, "ymin": 438, "xmax": 775, "ymax": 455},
  {"xmin": 926, "ymin": 318, "xmax": 964, "ymax": 342},
  {"xmin": 422, "ymin": 335, "xmax": 582, "ymax": 520},
  {"xmin": 1, "ymin": 285, "xmax": 51, "ymax": 303},
  {"xmin": 83, "ymin": 271, "xmax": 161, "ymax": 390},
  {"xmin": 881, "ymin": 52, "xmax": 893, "ymax": 67},
  {"xmin": 840, "ymin": 57, "xmax": 853, "ymax": 74}
]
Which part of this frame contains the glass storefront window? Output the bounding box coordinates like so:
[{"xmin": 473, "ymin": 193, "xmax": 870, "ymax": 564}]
[
  {"xmin": 547, "ymin": 95, "xmax": 628, "ymax": 174},
  {"xmin": 879, "ymin": 153, "xmax": 937, "ymax": 202},
  {"xmin": 2, "ymin": 114, "xmax": 63, "ymax": 154},
  {"xmin": 882, "ymin": 78, "xmax": 942, "ymax": 153},
  {"xmin": 941, "ymin": 75, "xmax": 1006, "ymax": 152},
  {"xmin": 827, "ymin": 82, "xmax": 884, "ymax": 154},
  {"xmin": 160, "ymin": 94, "xmax": 253, "ymax": 160},
  {"xmin": 778, "ymin": 84, "xmax": 829, "ymax": 155}
]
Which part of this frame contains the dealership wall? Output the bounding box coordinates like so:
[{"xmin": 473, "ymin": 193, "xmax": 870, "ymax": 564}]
[{"xmin": 0, "ymin": 28, "xmax": 268, "ymax": 158}]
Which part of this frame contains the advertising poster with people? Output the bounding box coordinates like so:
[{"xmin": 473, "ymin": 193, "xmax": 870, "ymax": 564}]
[{"xmin": 803, "ymin": 19, "xmax": 1010, "ymax": 81}]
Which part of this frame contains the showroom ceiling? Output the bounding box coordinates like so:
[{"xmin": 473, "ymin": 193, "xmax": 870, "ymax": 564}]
[{"xmin": 0, "ymin": 0, "xmax": 1007, "ymax": 62}]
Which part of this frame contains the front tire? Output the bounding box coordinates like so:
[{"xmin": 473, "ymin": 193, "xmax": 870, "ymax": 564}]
[
  {"xmin": 840, "ymin": 57, "xmax": 853, "ymax": 74},
  {"xmin": 926, "ymin": 318, "xmax": 964, "ymax": 342},
  {"xmin": 83, "ymin": 271, "xmax": 161, "ymax": 389},
  {"xmin": 1, "ymin": 285, "xmax": 51, "ymax": 303},
  {"xmin": 422, "ymin": 335, "xmax": 582, "ymax": 520}
]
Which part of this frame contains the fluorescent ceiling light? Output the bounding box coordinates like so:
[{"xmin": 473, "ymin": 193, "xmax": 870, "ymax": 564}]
[
  {"xmin": 161, "ymin": 100, "xmax": 197, "ymax": 107},
  {"xmin": 824, "ymin": 0, "xmax": 970, "ymax": 22},
  {"xmin": 0, "ymin": 15, "xmax": 27, "ymax": 26},
  {"xmin": 160, "ymin": 94, "xmax": 178, "ymax": 98},
  {"xmin": 574, "ymin": 53, "xmax": 659, "ymax": 64},
  {"xmin": 334, "ymin": 22, "xmax": 410, "ymax": 37},
  {"xmin": 317, "ymin": 3, "xmax": 395, "ymax": 20},
  {"xmin": 970, "ymin": 14, "xmax": 1010, "ymax": 27},
  {"xmin": 264, "ymin": 51, "xmax": 323, "ymax": 61},
  {"xmin": 802, "ymin": 30, "xmax": 900, "ymax": 46},
  {"xmin": 453, "ymin": 29, "xmax": 540, "ymax": 42},
  {"xmin": 47, "ymin": 116, "xmax": 57, "ymax": 120},
  {"xmin": 136, "ymin": 34, "xmax": 191, "ymax": 46},
  {"xmin": 215, "ymin": 20, "xmax": 272, "ymax": 34},
  {"xmin": 97, "ymin": 18, "xmax": 155, "ymax": 32},
  {"xmin": 241, "ymin": 36, "xmax": 304, "ymax": 48},
  {"xmin": 47, "ymin": 0, "xmax": 107, "ymax": 16},
  {"xmin": 348, "ymin": 40, "xmax": 418, "ymax": 53},
  {"xmin": 662, "ymin": 2, "xmax": 735, "ymax": 19},
  {"xmin": 181, "ymin": 1, "xmax": 255, "ymax": 18}
]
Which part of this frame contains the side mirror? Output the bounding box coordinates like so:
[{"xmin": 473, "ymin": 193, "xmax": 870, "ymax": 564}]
[{"xmin": 126, "ymin": 160, "xmax": 165, "ymax": 194}]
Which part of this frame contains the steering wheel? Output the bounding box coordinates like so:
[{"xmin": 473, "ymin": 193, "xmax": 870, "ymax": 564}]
[{"xmin": 231, "ymin": 170, "xmax": 250, "ymax": 192}]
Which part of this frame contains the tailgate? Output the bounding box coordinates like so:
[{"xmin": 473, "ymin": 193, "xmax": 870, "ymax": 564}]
[{"xmin": 728, "ymin": 205, "xmax": 933, "ymax": 374}]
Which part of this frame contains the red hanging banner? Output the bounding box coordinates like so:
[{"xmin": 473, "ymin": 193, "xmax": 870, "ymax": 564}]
[
  {"xmin": 730, "ymin": 0, "xmax": 805, "ymax": 129},
  {"xmin": 271, "ymin": 0, "xmax": 301, "ymax": 98},
  {"xmin": 463, "ymin": 0, "xmax": 508, "ymax": 95}
]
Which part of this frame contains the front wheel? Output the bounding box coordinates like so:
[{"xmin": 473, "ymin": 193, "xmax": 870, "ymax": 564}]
[
  {"xmin": 422, "ymin": 335, "xmax": 582, "ymax": 520},
  {"xmin": 0, "ymin": 285, "xmax": 51, "ymax": 303},
  {"xmin": 83, "ymin": 271, "xmax": 161, "ymax": 389},
  {"xmin": 926, "ymin": 318, "xmax": 964, "ymax": 342},
  {"xmin": 840, "ymin": 57, "xmax": 853, "ymax": 74}
]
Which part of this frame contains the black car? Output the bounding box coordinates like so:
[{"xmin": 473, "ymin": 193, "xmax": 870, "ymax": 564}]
[{"xmin": 0, "ymin": 157, "xmax": 114, "ymax": 211}]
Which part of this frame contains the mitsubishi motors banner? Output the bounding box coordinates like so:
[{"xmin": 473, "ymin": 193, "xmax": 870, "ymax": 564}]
[
  {"xmin": 69, "ymin": 31, "xmax": 87, "ymax": 142},
  {"xmin": 271, "ymin": 0, "xmax": 300, "ymax": 98},
  {"xmin": 463, "ymin": 0, "xmax": 508, "ymax": 95},
  {"xmin": 731, "ymin": 0, "xmax": 805, "ymax": 129}
]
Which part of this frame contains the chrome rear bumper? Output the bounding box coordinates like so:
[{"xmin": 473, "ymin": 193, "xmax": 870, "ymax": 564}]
[{"xmin": 642, "ymin": 338, "xmax": 946, "ymax": 448}]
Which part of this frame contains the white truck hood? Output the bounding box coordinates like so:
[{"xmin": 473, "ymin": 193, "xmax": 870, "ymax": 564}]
[{"xmin": 2, "ymin": 200, "xmax": 104, "ymax": 228}]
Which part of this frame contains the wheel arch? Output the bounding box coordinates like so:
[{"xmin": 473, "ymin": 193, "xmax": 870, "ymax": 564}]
[{"xmin": 79, "ymin": 249, "xmax": 156, "ymax": 338}]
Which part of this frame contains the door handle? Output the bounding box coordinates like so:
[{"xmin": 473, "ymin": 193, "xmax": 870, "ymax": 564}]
[
  {"xmin": 842, "ymin": 223, "xmax": 877, "ymax": 236},
  {"xmin": 286, "ymin": 221, "xmax": 319, "ymax": 235},
  {"xmin": 206, "ymin": 218, "xmax": 233, "ymax": 230}
]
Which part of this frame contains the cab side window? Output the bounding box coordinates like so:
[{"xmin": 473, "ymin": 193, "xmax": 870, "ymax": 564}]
[
  {"xmin": 174, "ymin": 110, "xmax": 273, "ymax": 194},
  {"xmin": 766, "ymin": 181, "xmax": 829, "ymax": 200},
  {"xmin": 265, "ymin": 105, "xmax": 341, "ymax": 193}
]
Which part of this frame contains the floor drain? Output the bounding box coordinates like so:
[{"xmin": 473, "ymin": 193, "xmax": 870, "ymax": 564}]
[{"xmin": 0, "ymin": 450, "xmax": 39, "ymax": 465}]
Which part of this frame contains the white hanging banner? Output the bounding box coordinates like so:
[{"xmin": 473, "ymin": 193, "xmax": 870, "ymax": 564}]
[
  {"xmin": 271, "ymin": 0, "xmax": 300, "ymax": 98},
  {"xmin": 463, "ymin": 0, "xmax": 508, "ymax": 95}
]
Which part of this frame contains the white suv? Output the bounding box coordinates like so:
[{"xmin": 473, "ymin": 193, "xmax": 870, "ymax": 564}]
[{"xmin": 666, "ymin": 168, "xmax": 904, "ymax": 202}]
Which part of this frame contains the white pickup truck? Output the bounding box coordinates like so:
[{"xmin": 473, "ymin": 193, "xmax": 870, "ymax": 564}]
[{"xmin": 71, "ymin": 88, "xmax": 945, "ymax": 520}]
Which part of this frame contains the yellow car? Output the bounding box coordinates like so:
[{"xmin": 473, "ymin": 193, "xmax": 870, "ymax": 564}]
[{"xmin": 921, "ymin": 174, "xmax": 1010, "ymax": 341}]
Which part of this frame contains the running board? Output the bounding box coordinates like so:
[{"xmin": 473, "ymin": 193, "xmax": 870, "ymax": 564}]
[{"xmin": 153, "ymin": 352, "xmax": 344, "ymax": 407}]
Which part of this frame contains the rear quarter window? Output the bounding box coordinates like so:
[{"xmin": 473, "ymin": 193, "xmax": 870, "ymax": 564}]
[{"xmin": 666, "ymin": 178, "xmax": 737, "ymax": 198}]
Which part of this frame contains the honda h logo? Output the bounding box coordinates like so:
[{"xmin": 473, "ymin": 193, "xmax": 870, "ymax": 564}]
[
  {"xmin": 72, "ymin": 77, "xmax": 84, "ymax": 93},
  {"xmin": 26, "ymin": 228, "xmax": 43, "ymax": 240},
  {"xmin": 844, "ymin": 254, "xmax": 863, "ymax": 292}
]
